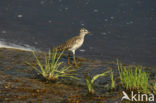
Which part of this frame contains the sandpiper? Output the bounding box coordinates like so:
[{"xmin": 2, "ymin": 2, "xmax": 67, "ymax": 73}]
[{"xmin": 56, "ymin": 28, "xmax": 90, "ymax": 67}]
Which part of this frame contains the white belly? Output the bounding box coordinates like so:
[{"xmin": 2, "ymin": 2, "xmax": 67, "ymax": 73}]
[{"xmin": 69, "ymin": 39, "xmax": 84, "ymax": 51}]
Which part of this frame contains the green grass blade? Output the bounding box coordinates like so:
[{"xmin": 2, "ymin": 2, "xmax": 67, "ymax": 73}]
[{"xmin": 91, "ymin": 70, "xmax": 111, "ymax": 84}]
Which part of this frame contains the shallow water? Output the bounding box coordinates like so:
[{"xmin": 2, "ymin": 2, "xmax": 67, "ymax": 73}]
[
  {"xmin": 0, "ymin": 0, "xmax": 156, "ymax": 67},
  {"xmin": 0, "ymin": 48, "xmax": 122, "ymax": 102}
]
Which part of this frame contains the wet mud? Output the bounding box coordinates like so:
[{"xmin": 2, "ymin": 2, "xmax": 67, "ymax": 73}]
[{"xmin": 0, "ymin": 48, "xmax": 155, "ymax": 103}]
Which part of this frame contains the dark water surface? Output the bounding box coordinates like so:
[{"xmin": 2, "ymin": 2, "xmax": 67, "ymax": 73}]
[{"xmin": 0, "ymin": 0, "xmax": 156, "ymax": 67}]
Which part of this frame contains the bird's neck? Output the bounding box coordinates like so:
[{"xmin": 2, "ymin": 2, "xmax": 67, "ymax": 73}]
[{"xmin": 79, "ymin": 33, "xmax": 86, "ymax": 38}]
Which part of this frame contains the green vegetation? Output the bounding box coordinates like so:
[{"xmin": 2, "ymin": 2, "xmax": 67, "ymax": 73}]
[
  {"xmin": 85, "ymin": 70, "xmax": 111, "ymax": 94},
  {"xmin": 154, "ymin": 83, "xmax": 156, "ymax": 90},
  {"xmin": 117, "ymin": 60, "xmax": 149, "ymax": 93},
  {"xmin": 151, "ymin": 77, "xmax": 156, "ymax": 94},
  {"xmin": 27, "ymin": 48, "xmax": 153, "ymax": 95},
  {"xmin": 153, "ymin": 83, "xmax": 156, "ymax": 94},
  {"xmin": 27, "ymin": 49, "xmax": 79, "ymax": 81},
  {"xmin": 110, "ymin": 71, "xmax": 116, "ymax": 89}
]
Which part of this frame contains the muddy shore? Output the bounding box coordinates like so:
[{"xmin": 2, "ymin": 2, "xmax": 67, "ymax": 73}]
[{"xmin": 0, "ymin": 48, "xmax": 155, "ymax": 103}]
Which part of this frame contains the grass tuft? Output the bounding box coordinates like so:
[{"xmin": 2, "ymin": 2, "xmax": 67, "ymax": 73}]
[
  {"xmin": 117, "ymin": 60, "xmax": 149, "ymax": 93},
  {"xmin": 27, "ymin": 48, "xmax": 79, "ymax": 81}
]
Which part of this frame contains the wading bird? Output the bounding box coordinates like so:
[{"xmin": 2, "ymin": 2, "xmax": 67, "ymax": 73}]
[{"xmin": 56, "ymin": 28, "xmax": 90, "ymax": 67}]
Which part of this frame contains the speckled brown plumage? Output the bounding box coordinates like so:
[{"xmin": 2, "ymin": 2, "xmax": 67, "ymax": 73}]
[{"xmin": 56, "ymin": 36, "xmax": 82, "ymax": 51}]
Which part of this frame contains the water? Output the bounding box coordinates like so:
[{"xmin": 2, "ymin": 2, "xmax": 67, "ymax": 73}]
[{"xmin": 0, "ymin": 0, "xmax": 156, "ymax": 67}]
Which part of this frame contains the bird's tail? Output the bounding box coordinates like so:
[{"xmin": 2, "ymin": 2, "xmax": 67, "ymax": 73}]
[{"xmin": 54, "ymin": 45, "xmax": 65, "ymax": 52}]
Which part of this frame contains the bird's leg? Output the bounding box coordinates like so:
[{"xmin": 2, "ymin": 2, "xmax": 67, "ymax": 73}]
[
  {"xmin": 73, "ymin": 53, "xmax": 78, "ymax": 67},
  {"xmin": 68, "ymin": 52, "xmax": 70, "ymax": 65}
]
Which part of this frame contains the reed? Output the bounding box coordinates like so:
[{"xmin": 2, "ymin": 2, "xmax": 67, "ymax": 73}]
[
  {"xmin": 117, "ymin": 60, "xmax": 149, "ymax": 93},
  {"xmin": 27, "ymin": 49, "xmax": 79, "ymax": 81}
]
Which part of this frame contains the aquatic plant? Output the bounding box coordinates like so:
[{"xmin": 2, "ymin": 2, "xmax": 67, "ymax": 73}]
[
  {"xmin": 110, "ymin": 71, "xmax": 116, "ymax": 89},
  {"xmin": 117, "ymin": 60, "xmax": 149, "ymax": 93},
  {"xmin": 27, "ymin": 49, "xmax": 79, "ymax": 81},
  {"xmin": 153, "ymin": 83, "xmax": 156, "ymax": 94},
  {"xmin": 154, "ymin": 83, "xmax": 156, "ymax": 90},
  {"xmin": 85, "ymin": 70, "xmax": 111, "ymax": 94},
  {"xmin": 152, "ymin": 77, "xmax": 156, "ymax": 94}
]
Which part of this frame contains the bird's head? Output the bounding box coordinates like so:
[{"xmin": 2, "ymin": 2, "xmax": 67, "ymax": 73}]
[{"xmin": 80, "ymin": 28, "xmax": 90, "ymax": 35}]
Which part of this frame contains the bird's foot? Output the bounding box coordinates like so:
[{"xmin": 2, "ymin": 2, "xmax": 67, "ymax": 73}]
[
  {"xmin": 74, "ymin": 63, "xmax": 79, "ymax": 68},
  {"xmin": 74, "ymin": 65, "xmax": 79, "ymax": 68}
]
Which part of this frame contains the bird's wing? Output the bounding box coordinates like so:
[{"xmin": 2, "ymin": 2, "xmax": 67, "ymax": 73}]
[
  {"xmin": 56, "ymin": 36, "xmax": 81, "ymax": 51},
  {"xmin": 64, "ymin": 36, "xmax": 81, "ymax": 48}
]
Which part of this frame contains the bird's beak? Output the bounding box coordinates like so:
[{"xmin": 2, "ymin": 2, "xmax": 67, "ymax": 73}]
[{"xmin": 88, "ymin": 32, "xmax": 91, "ymax": 34}]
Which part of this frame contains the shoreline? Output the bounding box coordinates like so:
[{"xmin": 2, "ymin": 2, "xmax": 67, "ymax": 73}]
[
  {"xmin": 0, "ymin": 40, "xmax": 36, "ymax": 51},
  {"xmin": 0, "ymin": 47, "xmax": 155, "ymax": 102}
]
